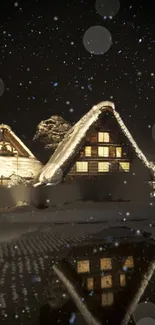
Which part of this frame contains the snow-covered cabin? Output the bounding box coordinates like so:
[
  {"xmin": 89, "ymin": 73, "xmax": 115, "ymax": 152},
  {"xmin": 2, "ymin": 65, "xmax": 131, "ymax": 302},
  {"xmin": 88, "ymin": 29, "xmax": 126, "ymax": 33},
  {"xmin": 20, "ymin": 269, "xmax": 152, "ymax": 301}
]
[
  {"xmin": 0, "ymin": 124, "xmax": 42, "ymax": 186},
  {"xmin": 33, "ymin": 101, "xmax": 155, "ymax": 205}
]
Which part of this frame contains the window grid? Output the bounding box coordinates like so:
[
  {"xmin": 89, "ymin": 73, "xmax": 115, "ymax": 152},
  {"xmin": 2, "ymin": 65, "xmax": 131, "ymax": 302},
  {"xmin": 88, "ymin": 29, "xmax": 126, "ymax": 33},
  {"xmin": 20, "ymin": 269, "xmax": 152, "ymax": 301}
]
[
  {"xmin": 123, "ymin": 256, "xmax": 134, "ymax": 269},
  {"xmin": 101, "ymin": 275, "xmax": 112, "ymax": 288},
  {"xmin": 98, "ymin": 146, "xmax": 109, "ymax": 157},
  {"xmin": 77, "ymin": 260, "xmax": 90, "ymax": 273},
  {"xmin": 116, "ymin": 147, "xmax": 122, "ymax": 158},
  {"xmin": 101, "ymin": 292, "xmax": 114, "ymax": 306},
  {"xmin": 98, "ymin": 162, "xmax": 110, "ymax": 172},
  {"xmin": 76, "ymin": 161, "xmax": 88, "ymax": 172},
  {"xmin": 100, "ymin": 258, "xmax": 112, "ymax": 270},
  {"xmin": 119, "ymin": 162, "xmax": 130, "ymax": 172},
  {"xmin": 85, "ymin": 146, "xmax": 91, "ymax": 157},
  {"xmin": 98, "ymin": 132, "xmax": 110, "ymax": 143}
]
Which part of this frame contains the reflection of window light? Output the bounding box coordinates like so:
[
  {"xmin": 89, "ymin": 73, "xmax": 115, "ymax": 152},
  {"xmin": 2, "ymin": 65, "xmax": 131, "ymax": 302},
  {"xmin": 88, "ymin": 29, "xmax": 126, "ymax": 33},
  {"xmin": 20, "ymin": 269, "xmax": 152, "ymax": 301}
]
[
  {"xmin": 123, "ymin": 256, "xmax": 134, "ymax": 269},
  {"xmin": 77, "ymin": 260, "xmax": 90, "ymax": 273},
  {"xmin": 100, "ymin": 258, "xmax": 112, "ymax": 270},
  {"xmin": 87, "ymin": 277, "xmax": 94, "ymax": 290},
  {"xmin": 98, "ymin": 162, "xmax": 109, "ymax": 172},
  {"xmin": 101, "ymin": 292, "xmax": 114, "ymax": 306},
  {"xmin": 98, "ymin": 132, "xmax": 109, "ymax": 143},
  {"xmin": 98, "ymin": 146, "xmax": 109, "ymax": 157},
  {"xmin": 76, "ymin": 162, "xmax": 88, "ymax": 172},
  {"xmin": 101, "ymin": 275, "xmax": 112, "ymax": 288},
  {"xmin": 116, "ymin": 147, "xmax": 122, "ymax": 157},
  {"xmin": 119, "ymin": 162, "xmax": 130, "ymax": 172},
  {"xmin": 85, "ymin": 146, "xmax": 91, "ymax": 157},
  {"xmin": 120, "ymin": 274, "xmax": 126, "ymax": 287}
]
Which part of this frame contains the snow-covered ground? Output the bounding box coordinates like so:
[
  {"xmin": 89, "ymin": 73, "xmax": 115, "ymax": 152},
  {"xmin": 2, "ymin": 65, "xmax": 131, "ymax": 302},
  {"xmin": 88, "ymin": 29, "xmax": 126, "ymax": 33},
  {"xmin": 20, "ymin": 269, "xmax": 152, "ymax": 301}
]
[{"xmin": 0, "ymin": 201, "xmax": 154, "ymax": 223}]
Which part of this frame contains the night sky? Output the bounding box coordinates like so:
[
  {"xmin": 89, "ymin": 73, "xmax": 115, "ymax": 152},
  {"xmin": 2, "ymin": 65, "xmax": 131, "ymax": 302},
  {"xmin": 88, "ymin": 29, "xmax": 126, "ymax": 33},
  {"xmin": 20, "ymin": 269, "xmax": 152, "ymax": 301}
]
[{"xmin": 0, "ymin": 0, "xmax": 155, "ymax": 159}]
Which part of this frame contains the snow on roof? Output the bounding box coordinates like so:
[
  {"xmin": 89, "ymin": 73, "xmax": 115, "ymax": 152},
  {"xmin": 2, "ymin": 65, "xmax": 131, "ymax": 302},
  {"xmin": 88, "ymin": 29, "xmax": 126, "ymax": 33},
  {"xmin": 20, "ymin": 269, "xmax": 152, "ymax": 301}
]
[
  {"xmin": 34, "ymin": 101, "xmax": 155, "ymax": 187},
  {"xmin": 0, "ymin": 124, "xmax": 35, "ymax": 158}
]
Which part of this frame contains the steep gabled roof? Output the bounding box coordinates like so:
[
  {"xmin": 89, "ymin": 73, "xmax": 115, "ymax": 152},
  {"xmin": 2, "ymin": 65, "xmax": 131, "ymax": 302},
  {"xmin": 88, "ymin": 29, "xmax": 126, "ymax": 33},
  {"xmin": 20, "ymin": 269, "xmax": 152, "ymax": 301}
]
[
  {"xmin": 34, "ymin": 101, "xmax": 155, "ymax": 186},
  {"xmin": 0, "ymin": 124, "xmax": 35, "ymax": 158}
]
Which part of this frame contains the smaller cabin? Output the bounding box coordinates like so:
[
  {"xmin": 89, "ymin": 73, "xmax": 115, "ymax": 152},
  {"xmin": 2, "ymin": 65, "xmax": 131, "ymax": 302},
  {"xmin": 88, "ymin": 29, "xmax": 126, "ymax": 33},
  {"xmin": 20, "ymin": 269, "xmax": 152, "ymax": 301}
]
[{"xmin": 0, "ymin": 124, "xmax": 42, "ymax": 187}]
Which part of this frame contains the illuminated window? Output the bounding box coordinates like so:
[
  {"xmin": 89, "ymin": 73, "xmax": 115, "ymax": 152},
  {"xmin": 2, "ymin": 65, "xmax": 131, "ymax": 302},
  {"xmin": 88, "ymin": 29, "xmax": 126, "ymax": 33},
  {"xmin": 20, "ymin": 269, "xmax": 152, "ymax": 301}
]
[
  {"xmin": 77, "ymin": 260, "xmax": 90, "ymax": 273},
  {"xmin": 101, "ymin": 275, "xmax": 112, "ymax": 288},
  {"xmin": 116, "ymin": 147, "xmax": 122, "ymax": 158},
  {"xmin": 98, "ymin": 132, "xmax": 109, "ymax": 143},
  {"xmin": 101, "ymin": 292, "xmax": 114, "ymax": 306},
  {"xmin": 76, "ymin": 162, "xmax": 88, "ymax": 172},
  {"xmin": 119, "ymin": 162, "xmax": 130, "ymax": 172},
  {"xmin": 98, "ymin": 162, "xmax": 110, "ymax": 172},
  {"xmin": 123, "ymin": 256, "xmax": 134, "ymax": 269},
  {"xmin": 100, "ymin": 258, "xmax": 112, "ymax": 270},
  {"xmin": 85, "ymin": 146, "xmax": 91, "ymax": 157},
  {"xmin": 120, "ymin": 274, "xmax": 126, "ymax": 287},
  {"xmin": 87, "ymin": 278, "xmax": 94, "ymax": 291},
  {"xmin": 98, "ymin": 147, "xmax": 109, "ymax": 157}
]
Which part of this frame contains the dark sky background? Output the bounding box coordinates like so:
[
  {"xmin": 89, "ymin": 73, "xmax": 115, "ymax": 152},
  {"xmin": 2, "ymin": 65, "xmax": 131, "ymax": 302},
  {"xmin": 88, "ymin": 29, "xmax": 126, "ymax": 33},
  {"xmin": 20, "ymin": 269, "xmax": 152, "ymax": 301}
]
[{"xmin": 0, "ymin": 0, "xmax": 155, "ymax": 159}]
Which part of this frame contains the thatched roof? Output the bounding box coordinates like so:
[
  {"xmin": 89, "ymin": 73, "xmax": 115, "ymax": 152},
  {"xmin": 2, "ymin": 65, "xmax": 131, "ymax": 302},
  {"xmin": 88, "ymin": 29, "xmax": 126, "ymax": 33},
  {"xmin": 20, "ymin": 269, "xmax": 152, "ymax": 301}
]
[
  {"xmin": 0, "ymin": 124, "xmax": 35, "ymax": 158},
  {"xmin": 33, "ymin": 101, "xmax": 155, "ymax": 187}
]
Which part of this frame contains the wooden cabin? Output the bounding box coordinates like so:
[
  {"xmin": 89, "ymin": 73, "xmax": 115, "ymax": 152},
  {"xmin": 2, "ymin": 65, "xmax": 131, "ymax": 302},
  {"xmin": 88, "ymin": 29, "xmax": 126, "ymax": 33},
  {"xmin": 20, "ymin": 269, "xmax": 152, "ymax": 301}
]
[
  {"xmin": 33, "ymin": 101, "xmax": 155, "ymax": 204},
  {"xmin": 0, "ymin": 124, "xmax": 42, "ymax": 187}
]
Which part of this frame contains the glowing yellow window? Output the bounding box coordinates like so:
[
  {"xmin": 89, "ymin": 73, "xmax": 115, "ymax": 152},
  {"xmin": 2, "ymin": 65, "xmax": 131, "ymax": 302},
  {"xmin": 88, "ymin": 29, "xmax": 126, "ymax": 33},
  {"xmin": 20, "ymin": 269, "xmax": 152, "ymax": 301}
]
[
  {"xmin": 116, "ymin": 147, "xmax": 122, "ymax": 157},
  {"xmin": 98, "ymin": 147, "xmax": 109, "ymax": 157},
  {"xmin": 76, "ymin": 162, "xmax": 88, "ymax": 172},
  {"xmin": 87, "ymin": 278, "xmax": 94, "ymax": 291},
  {"xmin": 85, "ymin": 146, "xmax": 91, "ymax": 157},
  {"xmin": 120, "ymin": 274, "xmax": 126, "ymax": 287},
  {"xmin": 101, "ymin": 275, "xmax": 112, "ymax": 288},
  {"xmin": 98, "ymin": 162, "xmax": 109, "ymax": 172},
  {"xmin": 100, "ymin": 258, "xmax": 112, "ymax": 270},
  {"xmin": 98, "ymin": 132, "xmax": 109, "ymax": 143},
  {"xmin": 123, "ymin": 256, "xmax": 134, "ymax": 269},
  {"xmin": 119, "ymin": 162, "xmax": 130, "ymax": 172},
  {"xmin": 101, "ymin": 292, "xmax": 114, "ymax": 306},
  {"xmin": 77, "ymin": 260, "xmax": 90, "ymax": 273}
]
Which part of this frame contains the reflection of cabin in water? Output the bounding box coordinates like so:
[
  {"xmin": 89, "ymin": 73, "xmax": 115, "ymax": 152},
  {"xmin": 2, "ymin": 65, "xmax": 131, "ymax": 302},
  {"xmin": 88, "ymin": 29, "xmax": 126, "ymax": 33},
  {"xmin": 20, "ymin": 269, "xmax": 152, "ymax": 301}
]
[
  {"xmin": 68, "ymin": 243, "xmax": 138, "ymax": 310},
  {"xmin": 0, "ymin": 124, "xmax": 42, "ymax": 186},
  {"xmin": 34, "ymin": 101, "xmax": 155, "ymax": 203},
  {"xmin": 52, "ymin": 238, "xmax": 155, "ymax": 325}
]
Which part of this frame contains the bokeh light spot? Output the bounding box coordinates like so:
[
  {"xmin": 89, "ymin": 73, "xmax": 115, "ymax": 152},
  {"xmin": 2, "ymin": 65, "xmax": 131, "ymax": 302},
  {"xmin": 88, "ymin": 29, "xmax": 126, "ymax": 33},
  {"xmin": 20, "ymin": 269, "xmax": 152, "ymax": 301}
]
[
  {"xmin": 133, "ymin": 302, "xmax": 155, "ymax": 323},
  {"xmin": 136, "ymin": 318, "xmax": 155, "ymax": 325},
  {"xmin": 83, "ymin": 25, "xmax": 112, "ymax": 55},
  {"xmin": 95, "ymin": 0, "xmax": 120, "ymax": 18}
]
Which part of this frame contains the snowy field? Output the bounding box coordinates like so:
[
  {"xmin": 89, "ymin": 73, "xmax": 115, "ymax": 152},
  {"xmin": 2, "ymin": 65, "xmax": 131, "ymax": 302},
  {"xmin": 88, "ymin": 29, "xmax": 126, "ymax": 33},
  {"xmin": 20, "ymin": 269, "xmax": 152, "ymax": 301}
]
[
  {"xmin": 0, "ymin": 200, "xmax": 155, "ymax": 324},
  {"xmin": 0, "ymin": 201, "xmax": 154, "ymax": 223}
]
